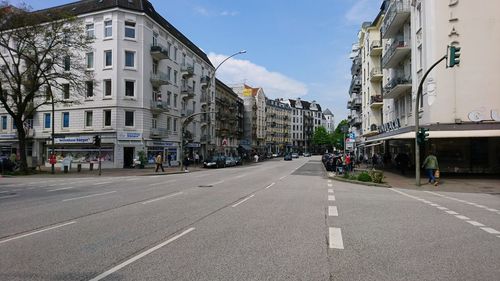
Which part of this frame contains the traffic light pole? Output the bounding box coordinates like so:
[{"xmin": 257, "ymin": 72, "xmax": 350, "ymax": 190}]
[{"xmin": 414, "ymin": 54, "xmax": 447, "ymax": 186}]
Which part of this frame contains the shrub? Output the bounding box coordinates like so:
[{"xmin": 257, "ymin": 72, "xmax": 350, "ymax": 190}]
[
  {"xmin": 342, "ymin": 172, "xmax": 350, "ymax": 179},
  {"xmin": 357, "ymin": 172, "xmax": 372, "ymax": 182},
  {"xmin": 370, "ymin": 170, "xmax": 384, "ymax": 183},
  {"xmin": 349, "ymin": 174, "xmax": 357, "ymax": 180}
]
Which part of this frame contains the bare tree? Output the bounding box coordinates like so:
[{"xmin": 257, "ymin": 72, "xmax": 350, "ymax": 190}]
[{"xmin": 0, "ymin": 2, "xmax": 93, "ymax": 173}]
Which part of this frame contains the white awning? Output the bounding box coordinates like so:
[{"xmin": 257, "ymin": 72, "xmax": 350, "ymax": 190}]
[{"xmin": 367, "ymin": 129, "xmax": 500, "ymax": 142}]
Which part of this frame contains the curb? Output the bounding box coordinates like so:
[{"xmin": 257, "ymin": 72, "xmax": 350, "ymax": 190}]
[{"xmin": 328, "ymin": 172, "xmax": 391, "ymax": 188}]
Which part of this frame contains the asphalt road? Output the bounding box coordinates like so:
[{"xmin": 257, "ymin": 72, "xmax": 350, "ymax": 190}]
[{"xmin": 0, "ymin": 156, "xmax": 499, "ymax": 280}]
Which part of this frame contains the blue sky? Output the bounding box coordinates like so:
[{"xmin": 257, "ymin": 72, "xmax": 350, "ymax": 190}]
[{"xmin": 19, "ymin": 0, "xmax": 381, "ymax": 123}]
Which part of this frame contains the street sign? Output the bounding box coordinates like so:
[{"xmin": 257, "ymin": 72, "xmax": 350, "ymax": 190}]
[
  {"xmin": 222, "ymin": 138, "xmax": 228, "ymax": 146},
  {"xmin": 340, "ymin": 125, "xmax": 348, "ymax": 134}
]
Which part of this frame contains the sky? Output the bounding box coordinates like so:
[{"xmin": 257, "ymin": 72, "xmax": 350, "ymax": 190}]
[{"xmin": 18, "ymin": 0, "xmax": 382, "ymax": 123}]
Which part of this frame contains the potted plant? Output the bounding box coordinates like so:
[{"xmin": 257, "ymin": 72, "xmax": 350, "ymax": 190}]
[{"xmin": 137, "ymin": 150, "xmax": 147, "ymax": 169}]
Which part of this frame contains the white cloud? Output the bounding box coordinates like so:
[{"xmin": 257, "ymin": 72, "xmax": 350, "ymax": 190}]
[
  {"xmin": 345, "ymin": 0, "xmax": 380, "ymax": 24},
  {"xmin": 193, "ymin": 6, "xmax": 210, "ymax": 16},
  {"xmin": 220, "ymin": 10, "xmax": 239, "ymax": 17},
  {"xmin": 193, "ymin": 6, "xmax": 239, "ymax": 17},
  {"xmin": 208, "ymin": 53, "xmax": 308, "ymax": 99}
]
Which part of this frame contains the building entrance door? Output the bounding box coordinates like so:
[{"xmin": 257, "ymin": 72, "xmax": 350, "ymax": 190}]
[{"xmin": 123, "ymin": 147, "xmax": 134, "ymax": 168}]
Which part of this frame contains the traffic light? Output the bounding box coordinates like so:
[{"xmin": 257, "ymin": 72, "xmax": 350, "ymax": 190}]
[
  {"xmin": 448, "ymin": 45, "xmax": 461, "ymax": 67},
  {"xmin": 93, "ymin": 135, "xmax": 101, "ymax": 147},
  {"xmin": 417, "ymin": 128, "xmax": 429, "ymax": 145}
]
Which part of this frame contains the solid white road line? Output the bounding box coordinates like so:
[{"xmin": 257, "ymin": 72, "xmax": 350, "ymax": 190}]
[
  {"xmin": 0, "ymin": 194, "xmax": 18, "ymax": 199},
  {"xmin": 279, "ymin": 175, "xmax": 287, "ymax": 180},
  {"xmin": 328, "ymin": 189, "xmax": 334, "ymax": 193},
  {"xmin": 467, "ymin": 221, "xmax": 485, "ymax": 227},
  {"xmin": 329, "ymin": 227, "xmax": 344, "ymax": 249},
  {"xmin": 480, "ymin": 227, "xmax": 500, "ymax": 235},
  {"xmin": 445, "ymin": 210, "xmax": 459, "ymax": 215},
  {"xmin": 47, "ymin": 186, "xmax": 75, "ymax": 192},
  {"xmin": 141, "ymin": 192, "xmax": 183, "ymax": 205},
  {"xmin": 430, "ymin": 203, "xmax": 440, "ymax": 207},
  {"xmin": 265, "ymin": 183, "xmax": 275, "ymax": 189},
  {"xmin": 92, "ymin": 181, "xmax": 112, "ymax": 186},
  {"xmin": 328, "ymin": 195, "xmax": 336, "ymax": 201},
  {"xmin": 232, "ymin": 194, "xmax": 255, "ymax": 207},
  {"xmin": 329, "ymin": 206, "xmax": 338, "ymax": 217},
  {"xmin": 147, "ymin": 179, "xmax": 176, "ymax": 187},
  {"xmin": 455, "ymin": 215, "xmax": 470, "ymax": 220},
  {"xmin": 62, "ymin": 191, "xmax": 116, "ymax": 202},
  {"xmin": 437, "ymin": 206, "xmax": 449, "ymax": 210},
  {"xmin": 89, "ymin": 228, "xmax": 195, "ymax": 281},
  {"xmin": 125, "ymin": 178, "xmax": 140, "ymax": 181},
  {"xmin": 0, "ymin": 221, "xmax": 76, "ymax": 245}
]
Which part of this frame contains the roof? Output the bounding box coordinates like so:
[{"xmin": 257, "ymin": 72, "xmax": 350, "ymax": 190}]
[
  {"xmin": 323, "ymin": 108, "xmax": 333, "ymax": 116},
  {"xmin": 287, "ymin": 98, "xmax": 322, "ymax": 112},
  {"xmin": 215, "ymin": 78, "xmax": 241, "ymax": 100},
  {"xmin": 26, "ymin": 0, "xmax": 213, "ymax": 67}
]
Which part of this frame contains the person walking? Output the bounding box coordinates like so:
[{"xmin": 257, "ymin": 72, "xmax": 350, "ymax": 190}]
[
  {"xmin": 155, "ymin": 153, "xmax": 164, "ymax": 172},
  {"xmin": 422, "ymin": 152, "xmax": 439, "ymax": 185},
  {"xmin": 345, "ymin": 154, "xmax": 352, "ymax": 172},
  {"xmin": 183, "ymin": 156, "xmax": 190, "ymax": 172},
  {"xmin": 194, "ymin": 152, "xmax": 200, "ymax": 165}
]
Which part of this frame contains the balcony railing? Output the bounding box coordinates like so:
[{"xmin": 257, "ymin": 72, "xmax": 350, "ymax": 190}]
[
  {"xmin": 150, "ymin": 44, "xmax": 169, "ymax": 60},
  {"xmin": 382, "ymin": 39, "xmax": 411, "ymax": 68},
  {"xmin": 369, "ymin": 40, "xmax": 382, "ymax": 56},
  {"xmin": 349, "ymin": 77, "xmax": 362, "ymax": 93},
  {"xmin": 181, "ymin": 63, "xmax": 194, "ymax": 78},
  {"xmin": 200, "ymin": 93, "xmax": 210, "ymax": 105},
  {"xmin": 351, "ymin": 57, "xmax": 362, "ymax": 75},
  {"xmin": 383, "ymin": 76, "xmax": 412, "ymax": 99},
  {"xmin": 181, "ymin": 85, "xmax": 195, "ymax": 100},
  {"xmin": 381, "ymin": 0, "xmax": 411, "ymax": 39},
  {"xmin": 150, "ymin": 128, "xmax": 169, "ymax": 138},
  {"xmin": 200, "ymin": 75, "xmax": 210, "ymax": 88},
  {"xmin": 150, "ymin": 100, "xmax": 170, "ymax": 112},
  {"xmin": 370, "ymin": 95, "xmax": 383, "ymax": 108},
  {"xmin": 150, "ymin": 71, "xmax": 170, "ymax": 87},
  {"xmin": 370, "ymin": 68, "xmax": 383, "ymax": 81}
]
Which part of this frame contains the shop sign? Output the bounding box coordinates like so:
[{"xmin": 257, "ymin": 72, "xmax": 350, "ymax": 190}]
[
  {"xmin": 54, "ymin": 136, "xmax": 93, "ymax": 144},
  {"xmin": 378, "ymin": 118, "xmax": 400, "ymax": 133},
  {"xmin": 147, "ymin": 141, "xmax": 176, "ymax": 147},
  {"xmin": 186, "ymin": 143, "xmax": 201, "ymax": 148},
  {"xmin": 117, "ymin": 132, "xmax": 142, "ymax": 140},
  {"xmin": 0, "ymin": 133, "xmax": 16, "ymax": 139}
]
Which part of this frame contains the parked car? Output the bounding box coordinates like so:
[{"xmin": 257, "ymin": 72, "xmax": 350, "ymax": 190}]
[
  {"xmin": 291, "ymin": 153, "xmax": 299, "ymax": 158},
  {"xmin": 303, "ymin": 152, "xmax": 311, "ymax": 157},
  {"xmin": 234, "ymin": 156, "xmax": 243, "ymax": 166},
  {"xmin": 225, "ymin": 156, "xmax": 236, "ymax": 167},
  {"xmin": 284, "ymin": 154, "xmax": 293, "ymax": 161},
  {"xmin": 203, "ymin": 155, "xmax": 226, "ymax": 168}
]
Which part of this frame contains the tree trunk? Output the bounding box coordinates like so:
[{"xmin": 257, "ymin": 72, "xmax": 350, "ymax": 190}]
[{"xmin": 15, "ymin": 122, "xmax": 29, "ymax": 174}]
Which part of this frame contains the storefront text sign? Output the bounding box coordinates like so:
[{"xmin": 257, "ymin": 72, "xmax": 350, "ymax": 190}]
[
  {"xmin": 146, "ymin": 141, "xmax": 176, "ymax": 147},
  {"xmin": 186, "ymin": 143, "xmax": 201, "ymax": 148},
  {"xmin": 117, "ymin": 132, "xmax": 143, "ymax": 140},
  {"xmin": 0, "ymin": 133, "xmax": 16, "ymax": 139},
  {"xmin": 54, "ymin": 136, "xmax": 93, "ymax": 144}
]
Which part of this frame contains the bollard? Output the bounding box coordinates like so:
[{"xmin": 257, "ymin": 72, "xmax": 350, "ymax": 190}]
[
  {"xmin": 64, "ymin": 165, "xmax": 68, "ymax": 173},
  {"xmin": 77, "ymin": 164, "xmax": 82, "ymax": 172},
  {"xmin": 89, "ymin": 163, "xmax": 94, "ymax": 171}
]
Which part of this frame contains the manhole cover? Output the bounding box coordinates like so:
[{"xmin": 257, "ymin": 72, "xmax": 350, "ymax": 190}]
[
  {"xmin": 198, "ymin": 185, "xmax": 213, "ymax": 188},
  {"xmin": 480, "ymin": 186, "xmax": 494, "ymax": 189}
]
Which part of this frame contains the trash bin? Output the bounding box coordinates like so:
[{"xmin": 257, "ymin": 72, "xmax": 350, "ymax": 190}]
[
  {"xmin": 77, "ymin": 164, "xmax": 82, "ymax": 172},
  {"xmin": 89, "ymin": 163, "xmax": 94, "ymax": 171}
]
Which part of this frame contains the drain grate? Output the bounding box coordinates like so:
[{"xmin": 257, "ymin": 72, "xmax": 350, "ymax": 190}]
[{"xmin": 198, "ymin": 185, "xmax": 213, "ymax": 188}]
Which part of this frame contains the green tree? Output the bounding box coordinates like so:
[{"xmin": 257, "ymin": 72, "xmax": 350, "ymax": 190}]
[
  {"xmin": 312, "ymin": 126, "xmax": 332, "ymax": 153},
  {"xmin": 0, "ymin": 2, "xmax": 93, "ymax": 173},
  {"xmin": 332, "ymin": 120, "xmax": 349, "ymax": 151}
]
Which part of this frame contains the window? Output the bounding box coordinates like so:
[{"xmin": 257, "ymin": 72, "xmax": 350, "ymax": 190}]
[
  {"xmin": 173, "ymin": 70, "xmax": 178, "ymax": 85},
  {"xmin": 104, "ymin": 110, "xmax": 111, "ymax": 127},
  {"xmin": 104, "ymin": 50, "xmax": 112, "ymax": 67},
  {"xmin": 85, "ymin": 23, "xmax": 94, "ymax": 38},
  {"xmin": 167, "ymin": 91, "xmax": 172, "ymax": 105},
  {"xmin": 86, "ymin": 52, "xmax": 94, "ymax": 69},
  {"xmin": 167, "ymin": 66, "xmax": 172, "ymax": 80},
  {"xmin": 62, "ymin": 112, "xmax": 69, "ymax": 128},
  {"xmin": 173, "ymin": 94, "xmax": 178, "ymax": 108},
  {"xmin": 173, "ymin": 47, "xmax": 177, "ymax": 61},
  {"xmin": 125, "ymin": 81, "xmax": 134, "ymax": 97},
  {"xmin": 173, "ymin": 118, "xmax": 177, "ymax": 132},
  {"xmin": 85, "ymin": 111, "xmax": 93, "ymax": 127},
  {"xmin": 104, "ymin": 20, "xmax": 112, "ymax": 38},
  {"xmin": 125, "ymin": 111, "xmax": 134, "ymax": 127},
  {"xmin": 1, "ymin": 116, "xmax": 7, "ymax": 130},
  {"xmin": 124, "ymin": 21, "xmax": 135, "ymax": 39},
  {"xmin": 64, "ymin": 56, "xmax": 70, "ymax": 71},
  {"xmin": 152, "ymin": 118, "xmax": 157, "ymax": 129},
  {"xmin": 167, "ymin": 117, "xmax": 171, "ymax": 131},
  {"xmin": 152, "ymin": 33, "xmax": 158, "ymax": 46},
  {"xmin": 86, "ymin": 81, "xmax": 93, "ymax": 98},
  {"xmin": 62, "ymin": 84, "xmax": 70, "ymax": 99},
  {"xmin": 125, "ymin": 51, "xmax": 135, "ymax": 67},
  {"xmin": 104, "ymin": 79, "xmax": 112, "ymax": 97}
]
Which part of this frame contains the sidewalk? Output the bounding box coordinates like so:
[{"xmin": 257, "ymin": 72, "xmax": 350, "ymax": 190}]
[{"xmin": 375, "ymin": 167, "xmax": 500, "ymax": 194}]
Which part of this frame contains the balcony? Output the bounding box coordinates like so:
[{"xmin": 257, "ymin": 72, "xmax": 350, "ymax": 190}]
[
  {"xmin": 370, "ymin": 68, "xmax": 383, "ymax": 82},
  {"xmin": 181, "ymin": 109, "xmax": 194, "ymax": 117},
  {"xmin": 383, "ymin": 76, "xmax": 412, "ymax": 99},
  {"xmin": 382, "ymin": 40, "xmax": 411, "ymax": 69},
  {"xmin": 369, "ymin": 40, "xmax": 382, "ymax": 57},
  {"xmin": 352, "ymin": 97, "xmax": 362, "ymax": 108},
  {"xmin": 381, "ymin": 0, "xmax": 411, "ymax": 39},
  {"xmin": 150, "ymin": 128, "xmax": 169, "ymax": 138},
  {"xmin": 351, "ymin": 57, "xmax": 361, "ymax": 75},
  {"xmin": 370, "ymin": 95, "xmax": 383, "ymax": 109},
  {"xmin": 200, "ymin": 93, "xmax": 210, "ymax": 106},
  {"xmin": 200, "ymin": 75, "xmax": 210, "ymax": 88},
  {"xmin": 150, "ymin": 71, "xmax": 170, "ymax": 87},
  {"xmin": 181, "ymin": 63, "xmax": 194, "ymax": 78},
  {"xmin": 181, "ymin": 85, "xmax": 195, "ymax": 100},
  {"xmin": 349, "ymin": 77, "xmax": 362, "ymax": 93},
  {"xmin": 150, "ymin": 44, "xmax": 169, "ymax": 60},
  {"xmin": 150, "ymin": 100, "xmax": 170, "ymax": 113}
]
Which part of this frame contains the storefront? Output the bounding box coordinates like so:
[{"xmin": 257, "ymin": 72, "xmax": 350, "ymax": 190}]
[
  {"xmin": 0, "ymin": 133, "xmax": 18, "ymax": 156},
  {"xmin": 117, "ymin": 131, "xmax": 145, "ymax": 168},
  {"xmin": 146, "ymin": 141, "xmax": 178, "ymax": 166}
]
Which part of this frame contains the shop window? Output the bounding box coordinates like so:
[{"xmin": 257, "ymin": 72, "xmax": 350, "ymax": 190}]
[
  {"xmin": 62, "ymin": 112, "xmax": 69, "ymax": 128},
  {"xmin": 104, "ymin": 110, "xmax": 111, "ymax": 127},
  {"xmin": 44, "ymin": 113, "xmax": 50, "ymax": 129},
  {"xmin": 125, "ymin": 111, "xmax": 134, "ymax": 127}
]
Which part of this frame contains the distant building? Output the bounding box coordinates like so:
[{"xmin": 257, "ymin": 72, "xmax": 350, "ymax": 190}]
[
  {"xmin": 323, "ymin": 109, "xmax": 335, "ymax": 133},
  {"xmin": 265, "ymin": 99, "xmax": 292, "ymax": 155}
]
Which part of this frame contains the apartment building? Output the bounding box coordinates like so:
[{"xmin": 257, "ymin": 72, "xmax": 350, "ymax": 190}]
[
  {"xmin": 214, "ymin": 79, "xmax": 244, "ymax": 157},
  {"xmin": 265, "ymin": 99, "xmax": 292, "ymax": 155},
  {"xmin": 282, "ymin": 98, "xmax": 323, "ymax": 153},
  {"xmin": 353, "ymin": 0, "xmax": 500, "ymax": 173},
  {"xmin": 0, "ymin": 0, "xmax": 215, "ymax": 168},
  {"xmin": 347, "ymin": 43, "xmax": 363, "ymax": 146}
]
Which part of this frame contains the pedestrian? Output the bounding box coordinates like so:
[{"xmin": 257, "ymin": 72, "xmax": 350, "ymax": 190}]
[
  {"xmin": 345, "ymin": 154, "xmax": 352, "ymax": 172},
  {"xmin": 395, "ymin": 152, "xmax": 409, "ymax": 175},
  {"xmin": 371, "ymin": 153, "xmax": 378, "ymax": 169},
  {"xmin": 167, "ymin": 153, "xmax": 171, "ymax": 167},
  {"xmin": 155, "ymin": 153, "xmax": 164, "ymax": 172},
  {"xmin": 194, "ymin": 152, "xmax": 200, "ymax": 165},
  {"xmin": 254, "ymin": 154, "xmax": 259, "ymax": 163},
  {"xmin": 183, "ymin": 156, "xmax": 190, "ymax": 172},
  {"xmin": 422, "ymin": 152, "xmax": 439, "ymax": 186}
]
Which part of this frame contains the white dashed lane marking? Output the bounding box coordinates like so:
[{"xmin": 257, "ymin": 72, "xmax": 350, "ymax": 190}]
[
  {"xmin": 328, "ymin": 195, "xmax": 336, "ymax": 201},
  {"xmin": 328, "ymin": 206, "xmax": 338, "ymax": 217},
  {"xmin": 424, "ymin": 191, "xmax": 500, "ymax": 215},
  {"xmin": 329, "ymin": 227, "xmax": 344, "ymax": 249},
  {"xmin": 328, "ymin": 189, "xmax": 334, "ymax": 193}
]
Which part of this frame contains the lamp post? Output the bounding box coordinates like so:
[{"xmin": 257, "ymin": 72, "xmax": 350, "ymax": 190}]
[{"xmin": 204, "ymin": 50, "xmax": 246, "ymax": 158}]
